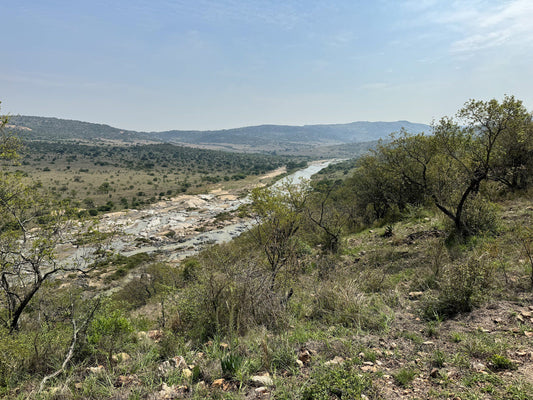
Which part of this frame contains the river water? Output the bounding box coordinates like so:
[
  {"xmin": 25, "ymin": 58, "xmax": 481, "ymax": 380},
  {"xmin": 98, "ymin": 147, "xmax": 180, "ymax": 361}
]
[{"xmin": 57, "ymin": 160, "xmax": 335, "ymax": 267}]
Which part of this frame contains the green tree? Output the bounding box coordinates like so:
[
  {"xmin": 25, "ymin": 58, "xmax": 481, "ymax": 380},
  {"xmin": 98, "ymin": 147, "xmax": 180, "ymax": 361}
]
[
  {"xmin": 249, "ymin": 182, "xmax": 307, "ymax": 289},
  {"xmin": 0, "ymin": 106, "xmax": 102, "ymax": 333},
  {"xmin": 350, "ymin": 96, "xmax": 531, "ymax": 236}
]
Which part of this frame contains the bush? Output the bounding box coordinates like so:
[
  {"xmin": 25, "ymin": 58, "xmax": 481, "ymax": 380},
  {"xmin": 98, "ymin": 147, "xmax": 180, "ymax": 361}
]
[
  {"xmin": 301, "ymin": 360, "xmax": 375, "ymax": 400},
  {"xmin": 87, "ymin": 308, "xmax": 134, "ymax": 363},
  {"xmin": 422, "ymin": 254, "xmax": 494, "ymax": 319},
  {"xmin": 310, "ymin": 281, "xmax": 393, "ymax": 332}
]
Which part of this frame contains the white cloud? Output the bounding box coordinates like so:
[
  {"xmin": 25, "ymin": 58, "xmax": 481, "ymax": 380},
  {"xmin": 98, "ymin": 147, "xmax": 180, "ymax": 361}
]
[{"xmin": 425, "ymin": 0, "xmax": 533, "ymax": 53}]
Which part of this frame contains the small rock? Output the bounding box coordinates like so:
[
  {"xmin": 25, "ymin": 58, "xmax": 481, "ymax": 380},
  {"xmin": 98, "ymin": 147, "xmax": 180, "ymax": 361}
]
[
  {"xmin": 251, "ymin": 373, "xmax": 273, "ymax": 387},
  {"xmin": 212, "ymin": 378, "xmax": 224, "ymax": 388},
  {"xmin": 360, "ymin": 365, "xmax": 377, "ymax": 372},
  {"xmin": 325, "ymin": 356, "xmax": 345, "ymax": 366},
  {"xmin": 116, "ymin": 374, "xmax": 140, "ymax": 387},
  {"xmin": 112, "ymin": 352, "xmax": 131, "ymax": 363},
  {"xmin": 148, "ymin": 329, "xmax": 163, "ymax": 342},
  {"xmin": 87, "ymin": 365, "xmax": 104, "ymax": 374},
  {"xmin": 219, "ymin": 342, "xmax": 230, "ymax": 351},
  {"xmin": 472, "ymin": 362, "xmax": 486, "ymax": 371},
  {"xmin": 521, "ymin": 310, "xmax": 532, "ymax": 317},
  {"xmin": 423, "ymin": 341, "xmax": 434, "ymax": 345},
  {"xmin": 172, "ymin": 356, "xmax": 186, "ymax": 370},
  {"xmin": 430, "ymin": 368, "xmax": 439, "ymax": 378},
  {"xmin": 182, "ymin": 368, "xmax": 193, "ymax": 379},
  {"xmin": 296, "ymin": 359, "xmax": 304, "ymax": 368},
  {"xmin": 298, "ymin": 349, "xmax": 311, "ymax": 366},
  {"xmin": 74, "ymin": 382, "xmax": 83, "ymax": 390},
  {"xmin": 363, "ymin": 361, "xmax": 374, "ymax": 366},
  {"xmin": 255, "ymin": 386, "xmax": 269, "ymax": 394},
  {"xmin": 408, "ymin": 291, "xmax": 424, "ymax": 300},
  {"xmin": 524, "ymin": 331, "xmax": 533, "ymax": 337}
]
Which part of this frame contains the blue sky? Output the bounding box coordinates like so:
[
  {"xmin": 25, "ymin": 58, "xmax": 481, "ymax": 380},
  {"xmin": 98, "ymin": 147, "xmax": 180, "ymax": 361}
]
[{"xmin": 1, "ymin": 0, "xmax": 532, "ymax": 131}]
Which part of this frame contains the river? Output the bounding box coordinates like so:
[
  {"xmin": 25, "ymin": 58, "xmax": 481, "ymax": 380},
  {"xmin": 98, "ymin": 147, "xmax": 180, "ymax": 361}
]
[{"xmin": 56, "ymin": 160, "xmax": 335, "ymax": 267}]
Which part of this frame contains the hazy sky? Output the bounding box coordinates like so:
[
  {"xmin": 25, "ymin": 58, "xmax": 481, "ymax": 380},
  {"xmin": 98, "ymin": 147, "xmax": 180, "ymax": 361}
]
[{"xmin": 1, "ymin": 0, "xmax": 532, "ymax": 131}]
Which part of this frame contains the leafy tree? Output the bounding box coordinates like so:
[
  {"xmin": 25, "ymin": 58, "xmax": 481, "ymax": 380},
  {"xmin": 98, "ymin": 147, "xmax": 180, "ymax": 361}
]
[
  {"xmin": 305, "ymin": 179, "xmax": 349, "ymax": 253},
  {"xmin": 249, "ymin": 182, "xmax": 307, "ymax": 289},
  {"xmin": 0, "ymin": 106, "xmax": 102, "ymax": 333},
  {"xmin": 349, "ymin": 96, "xmax": 531, "ymax": 236}
]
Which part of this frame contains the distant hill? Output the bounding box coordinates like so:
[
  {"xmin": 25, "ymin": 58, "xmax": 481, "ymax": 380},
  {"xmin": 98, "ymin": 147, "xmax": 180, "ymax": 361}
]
[
  {"xmin": 8, "ymin": 116, "xmax": 430, "ymax": 155},
  {"xmin": 8, "ymin": 116, "xmax": 155, "ymax": 143},
  {"xmin": 153, "ymin": 120, "xmax": 429, "ymax": 146}
]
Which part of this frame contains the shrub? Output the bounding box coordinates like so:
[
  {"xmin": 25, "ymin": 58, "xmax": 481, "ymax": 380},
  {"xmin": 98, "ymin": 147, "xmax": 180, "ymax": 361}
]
[
  {"xmin": 422, "ymin": 253, "xmax": 494, "ymax": 319},
  {"xmin": 310, "ymin": 281, "xmax": 393, "ymax": 332},
  {"xmin": 87, "ymin": 308, "xmax": 134, "ymax": 363},
  {"xmin": 393, "ymin": 367, "xmax": 418, "ymax": 388},
  {"xmin": 301, "ymin": 360, "xmax": 375, "ymax": 400}
]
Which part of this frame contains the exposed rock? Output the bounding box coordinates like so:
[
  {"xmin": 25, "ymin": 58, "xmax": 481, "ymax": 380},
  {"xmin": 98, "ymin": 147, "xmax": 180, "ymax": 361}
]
[
  {"xmin": 212, "ymin": 378, "xmax": 225, "ymax": 388},
  {"xmin": 87, "ymin": 365, "xmax": 104, "ymax": 374},
  {"xmin": 325, "ymin": 356, "xmax": 345, "ymax": 366},
  {"xmin": 409, "ymin": 291, "xmax": 424, "ymax": 300},
  {"xmin": 219, "ymin": 342, "xmax": 230, "ymax": 351},
  {"xmin": 255, "ymin": 386, "xmax": 269, "ymax": 394},
  {"xmin": 251, "ymin": 373, "xmax": 273, "ymax": 387},
  {"xmin": 112, "ymin": 352, "xmax": 131, "ymax": 363},
  {"xmin": 472, "ymin": 362, "xmax": 486, "ymax": 371},
  {"xmin": 182, "ymin": 368, "xmax": 193, "ymax": 379},
  {"xmin": 298, "ymin": 349, "xmax": 312, "ymax": 366},
  {"xmin": 116, "ymin": 374, "xmax": 140, "ymax": 387}
]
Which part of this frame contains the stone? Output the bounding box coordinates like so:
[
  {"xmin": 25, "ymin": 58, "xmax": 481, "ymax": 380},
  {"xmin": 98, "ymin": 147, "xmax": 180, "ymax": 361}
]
[
  {"xmin": 298, "ymin": 349, "xmax": 311, "ymax": 366},
  {"xmin": 423, "ymin": 341, "xmax": 434, "ymax": 345},
  {"xmin": 87, "ymin": 365, "xmax": 104, "ymax": 374},
  {"xmin": 219, "ymin": 342, "xmax": 230, "ymax": 351},
  {"xmin": 116, "ymin": 374, "xmax": 140, "ymax": 387},
  {"xmin": 182, "ymin": 368, "xmax": 193, "ymax": 379},
  {"xmin": 472, "ymin": 362, "xmax": 486, "ymax": 371},
  {"xmin": 430, "ymin": 368, "xmax": 439, "ymax": 378},
  {"xmin": 172, "ymin": 356, "xmax": 186, "ymax": 370},
  {"xmin": 148, "ymin": 329, "xmax": 163, "ymax": 342},
  {"xmin": 251, "ymin": 373, "xmax": 274, "ymax": 387},
  {"xmin": 325, "ymin": 356, "xmax": 345, "ymax": 366},
  {"xmin": 112, "ymin": 352, "xmax": 131, "ymax": 363},
  {"xmin": 255, "ymin": 386, "xmax": 269, "ymax": 394},
  {"xmin": 408, "ymin": 291, "xmax": 424, "ymax": 300},
  {"xmin": 296, "ymin": 359, "xmax": 304, "ymax": 368},
  {"xmin": 212, "ymin": 378, "xmax": 225, "ymax": 388}
]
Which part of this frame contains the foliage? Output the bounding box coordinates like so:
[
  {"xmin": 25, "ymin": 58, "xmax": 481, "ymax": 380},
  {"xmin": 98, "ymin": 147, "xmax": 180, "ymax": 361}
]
[
  {"xmin": 348, "ymin": 96, "xmax": 532, "ymax": 236},
  {"xmin": 87, "ymin": 306, "xmax": 134, "ymax": 363},
  {"xmin": 249, "ymin": 182, "xmax": 308, "ymax": 289},
  {"xmin": 393, "ymin": 367, "xmax": 418, "ymax": 388},
  {"xmin": 422, "ymin": 253, "xmax": 494, "ymax": 319},
  {"xmin": 301, "ymin": 360, "xmax": 375, "ymax": 400}
]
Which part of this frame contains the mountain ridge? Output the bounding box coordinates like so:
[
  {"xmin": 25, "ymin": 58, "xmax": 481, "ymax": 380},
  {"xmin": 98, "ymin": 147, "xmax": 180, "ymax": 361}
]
[{"xmin": 8, "ymin": 115, "xmax": 430, "ymax": 154}]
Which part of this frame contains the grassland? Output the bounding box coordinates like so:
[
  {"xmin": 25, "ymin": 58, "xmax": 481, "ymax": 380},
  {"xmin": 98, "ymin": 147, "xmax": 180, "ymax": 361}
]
[{"xmin": 2, "ymin": 141, "xmax": 305, "ymax": 214}]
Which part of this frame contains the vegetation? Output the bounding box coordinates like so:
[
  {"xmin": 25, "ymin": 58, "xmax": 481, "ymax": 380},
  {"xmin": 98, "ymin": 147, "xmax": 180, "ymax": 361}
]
[
  {"xmin": 1, "ymin": 97, "xmax": 532, "ymax": 399},
  {"xmin": 2, "ymin": 140, "xmax": 304, "ymax": 212}
]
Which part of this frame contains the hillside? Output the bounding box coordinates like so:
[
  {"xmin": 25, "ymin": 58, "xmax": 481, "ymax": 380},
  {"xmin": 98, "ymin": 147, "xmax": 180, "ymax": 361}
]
[{"xmin": 8, "ymin": 115, "xmax": 429, "ymax": 155}]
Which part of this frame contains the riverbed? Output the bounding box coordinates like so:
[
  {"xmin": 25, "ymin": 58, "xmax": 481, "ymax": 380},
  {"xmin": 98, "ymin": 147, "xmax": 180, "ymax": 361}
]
[{"xmin": 57, "ymin": 160, "xmax": 335, "ymax": 267}]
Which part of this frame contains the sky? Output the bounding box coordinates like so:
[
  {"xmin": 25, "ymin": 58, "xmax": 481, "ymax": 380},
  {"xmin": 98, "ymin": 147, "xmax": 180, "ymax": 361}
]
[{"xmin": 1, "ymin": 0, "xmax": 532, "ymax": 131}]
